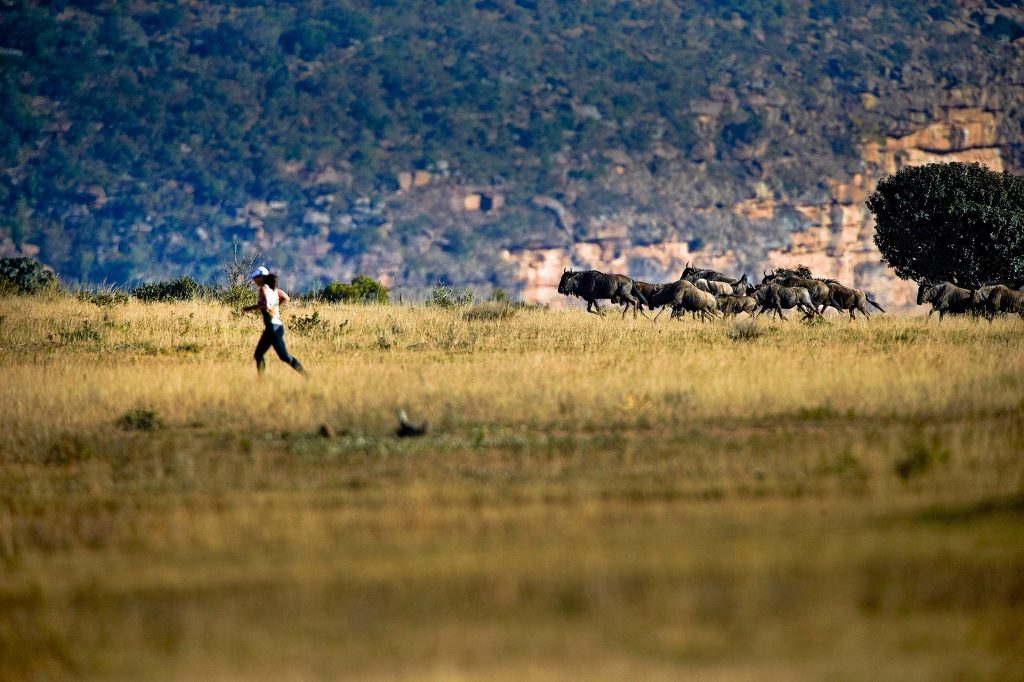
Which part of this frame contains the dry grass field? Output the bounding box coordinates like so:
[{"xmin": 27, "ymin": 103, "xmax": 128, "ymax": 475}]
[{"xmin": 1, "ymin": 294, "xmax": 1023, "ymax": 680}]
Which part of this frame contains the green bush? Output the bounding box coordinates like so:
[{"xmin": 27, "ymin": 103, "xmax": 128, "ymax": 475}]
[
  {"xmin": 217, "ymin": 284, "xmax": 256, "ymax": 308},
  {"xmin": 77, "ymin": 289, "xmax": 129, "ymax": 307},
  {"xmin": 132, "ymin": 276, "xmax": 203, "ymax": 302},
  {"xmin": 118, "ymin": 408, "xmax": 163, "ymax": 431},
  {"xmin": 57, "ymin": 321, "xmax": 103, "ymax": 344},
  {"xmin": 292, "ymin": 310, "xmax": 350, "ymax": 338},
  {"xmin": 429, "ymin": 283, "xmax": 474, "ymax": 308},
  {"xmin": 894, "ymin": 438, "xmax": 950, "ymax": 481},
  {"xmin": 319, "ymin": 275, "xmax": 389, "ymax": 304},
  {"xmin": 0, "ymin": 257, "xmax": 57, "ymax": 294}
]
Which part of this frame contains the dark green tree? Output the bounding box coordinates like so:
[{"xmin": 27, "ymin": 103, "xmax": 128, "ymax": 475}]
[
  {"xmin": 319, "ymin": 275, "xmax": 390, "ymax": 304},
  {"xmin": 867, "ymin": 162, "xmax": 1024, "ymax": 285}
]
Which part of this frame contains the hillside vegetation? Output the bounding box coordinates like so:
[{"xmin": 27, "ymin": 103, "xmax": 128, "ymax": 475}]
[{"xmin": 1, "ymin": 1, "xmax": 1023, "ymax": 287}]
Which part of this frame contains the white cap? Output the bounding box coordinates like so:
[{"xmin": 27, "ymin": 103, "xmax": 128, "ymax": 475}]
[{"xmin": 248, "ymin": 266, "xmax": 269, "ymax": 279}]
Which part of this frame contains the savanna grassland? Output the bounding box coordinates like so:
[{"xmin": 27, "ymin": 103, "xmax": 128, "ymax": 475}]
[{"xmin": 1, "ymin": 295, "xmax": 1023, "ymax": 680}]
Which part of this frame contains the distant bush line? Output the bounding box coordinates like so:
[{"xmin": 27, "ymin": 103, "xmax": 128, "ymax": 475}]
[{"xmin": 0, "ymin": 257, "xmax": 407, "ymax": 306}]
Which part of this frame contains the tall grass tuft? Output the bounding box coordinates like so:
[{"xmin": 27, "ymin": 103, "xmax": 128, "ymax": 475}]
[{"xmin": 728, "ymin": 318, "xmax": 765, "ymax": 341}]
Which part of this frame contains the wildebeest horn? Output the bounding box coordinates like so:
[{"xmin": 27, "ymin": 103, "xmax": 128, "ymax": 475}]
[{"xmin": 763, "ymin": 269, "xmax": 769, "ymax": 277}]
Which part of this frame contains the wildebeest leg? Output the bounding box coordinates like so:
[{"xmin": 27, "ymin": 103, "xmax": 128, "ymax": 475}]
[
  {"xmin": 776, "ymin": 304, "xmax": 787, "ymax": 321},
  {"xmin": 652, "ymin": 306, "xmax": 666, "ymax": 322},
  {"xmin": 586, "ymin": 299, "xmax": 603, "ymax": 315}
]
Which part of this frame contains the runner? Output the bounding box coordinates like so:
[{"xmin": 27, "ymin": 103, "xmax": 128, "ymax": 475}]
[{"xmin": 243, "ymin": 266, "xmax": 305, "ymax": 376}]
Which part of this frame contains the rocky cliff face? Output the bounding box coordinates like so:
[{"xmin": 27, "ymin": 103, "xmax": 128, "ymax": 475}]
[{"xmin": 504, "ymin": 108, "xmax": 1005, "ymax": 310}]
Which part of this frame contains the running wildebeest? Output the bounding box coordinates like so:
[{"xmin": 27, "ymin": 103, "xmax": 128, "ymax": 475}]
[
  {"xmin": 558, "ymin": 269, "xmax": 650, "ymax": 318},
  {"xmin": 633, "ymin": 279, "xmax": 716, "ymax": 321},
  {"xmin": 680, "ymin": 262, "xmax": 748, "ymax": 286},
  {"xmin": 825, "ymin": 282, "xmax": 886, "ymax": 320},
  {"xmin": 717, "ymin": 294, "xmax": 759, "ymax": 317},
  {"xmin": 610, "ymin": 279, "xmax": 662, "ymax": 318},
  {"xmin": 971, "ymin": 284, "xmax": 1024, "ymax": 320},
  {"xmin": 917, "ymin": 281, "xmax": 975, "ymax": 320},
  {"xmin": 694, "ymin": 278, "xmax": 734, "ymax": 297},
  {"xmin": 763, "ymin": 270, "xmax": 831, "ymax": 313},
  {"xmin": 753, "ymin": 283, "xmax": 821, "ymax": 320},
  {"xmin": 669, "ymin": 282, "xmax": 719, "ymax": 321}
]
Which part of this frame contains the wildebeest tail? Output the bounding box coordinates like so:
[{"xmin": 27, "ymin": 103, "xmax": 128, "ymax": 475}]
[
  {"xmin": 866, "ymin": 296, "xmax": 885, "ymax": 312},
  {"xmin": 633, "ymin": 284, "xmax": 650, "ymax": 309}
]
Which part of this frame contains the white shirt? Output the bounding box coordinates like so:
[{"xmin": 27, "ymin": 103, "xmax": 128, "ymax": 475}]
[{"xmin": 261, "ymin": 285, "xmax": 283, "ymax": 327}]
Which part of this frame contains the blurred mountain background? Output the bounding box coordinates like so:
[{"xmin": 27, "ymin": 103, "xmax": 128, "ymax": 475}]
[{"xmin": 1, "ymin": 0, "xmax": 1022, "ymax": 304}]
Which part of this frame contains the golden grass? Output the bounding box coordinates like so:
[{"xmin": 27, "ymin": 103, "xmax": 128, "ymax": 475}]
[{"xmin": 1, "ymin": 295, "xmax": 1023, "ymax": 680}]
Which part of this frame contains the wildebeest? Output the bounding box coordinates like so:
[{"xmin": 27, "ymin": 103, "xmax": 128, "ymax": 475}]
[
  {"xmin": 632, "ymin": 279, "xmax": 706, "ymax": 320},
  {"xmin": 680, "ymin": 262, "xmax": 749, "ymax": 287},
  {"xmin": 717, "ymin": 294, "xmax": 758, "ymax": 317},
  {"xmin": 558, "ymin": 269, "xmax": 649, "ymax": 317},
  {"xmin": 971, "ymin": 284, "xmax": 1024, "ymax": 320},
  {"xmin": 763, "ymin": 270, "xmax": 831, "ymax": 312},
  {"xmin": 753, "ymin": 283, "xmax": 821, "ymax": 320},
  {"xmin": 732, "ymin": 274, "xmax": 751, "ymax": 296},
  {"xmin": 917, "ymin": 281, "xmax": 974, "ymax": 320},
  {"xmin": 694, "ymin": 278, "xmax": 734, "ymax": 297},
  {"xmin": 825, "ymin": 282, "xmax": 886, "ymax": 320},
  {"xmin": 611, "ymin": 280, "xmax": 662, "ymax": 317},
  {"xmin": 669, "ymin": 282, "xmax": 719, "ymax": 321},
  {"xmin": 679, "ymin": 260, "xmax": 737, "ymax": 280}
]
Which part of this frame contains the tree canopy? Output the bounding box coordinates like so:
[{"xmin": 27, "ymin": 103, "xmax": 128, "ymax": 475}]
[{"xmin": 867, "ymin": 163, "xmax": 1024, "ymax": 286}]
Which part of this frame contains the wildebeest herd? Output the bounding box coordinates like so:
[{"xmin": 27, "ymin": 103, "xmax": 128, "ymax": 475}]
[
  {"xmin": 918, "ymin": 281, "xmax": 1024, "ymax": 320},
  {"xmin": 558, "ymin": 263, "xmax": 1024, "ymax": 321}
]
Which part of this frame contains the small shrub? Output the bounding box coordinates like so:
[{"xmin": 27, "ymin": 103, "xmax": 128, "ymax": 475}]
[
  {"xmin": 292, "ymin": 310, "xmax": 350, "ymax": 338},
  {"xmin": 430, "ymin": 283, "xmax": 474, "ymax": 308},
  {"xmin": 56, "ymin": 321, "xmax": 103, "ymax": 344},
  {"xmin": 815, "ymin": 450, "xmax": 869, "ymax": 484},
  {"xmin": 78, "ymin": 290, "xmax": 129, "ymax": 307},
  {"xmin": 797, "ymin": 404, "xmax": 839, "ymax": 420},
  {"xmin": 174, "ymin": 342, "xmax": 201, "ymax": 353},
  {"xmin": 45, "ymin": 435, "xmax": 94, "ymax": 465},
  {"xmin": 894, "ymin": 439, "xmax": 950, "ymax": 481},
  {"xmin": 114, "ymin": 340, "xmax": 158, "ymax": 355},
  {"xmin": 728, "ymin": 319, "xmax": 764, "ymax": 341},
  {"xmin": 0, "ymin": 257, "xmax": 58, "ymax": 294},
  {"xmin": 118, "ymin": 408, "xmax": 164, "ymax": 431},
  {"xmin": 217, "ymin": 284, "xmax": 256, "ymax": 308},
  {"xmin": 319, "ymin": 275, "xmax": 389, "ymax": 304},
  {"xmin": 132, "ymin": 276, "xmax": 202, "ymax": 302},
  {"xmin": 375, "ymin": 317, "xmax": 402, "ymax": 349},
  {"xmin": 463, "ymin": 302, "xmax": 518, "ymax": 321}
]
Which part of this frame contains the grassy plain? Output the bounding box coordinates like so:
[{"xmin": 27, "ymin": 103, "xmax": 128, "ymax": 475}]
[{"xmin": 1, "ymin": 295, "xmax": 1023, "ymax": 680}]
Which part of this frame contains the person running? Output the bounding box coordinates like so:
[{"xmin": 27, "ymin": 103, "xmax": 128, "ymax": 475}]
[{"xmin": 243, "ymin": 266, "xmax": 305, "ymax": 376}]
